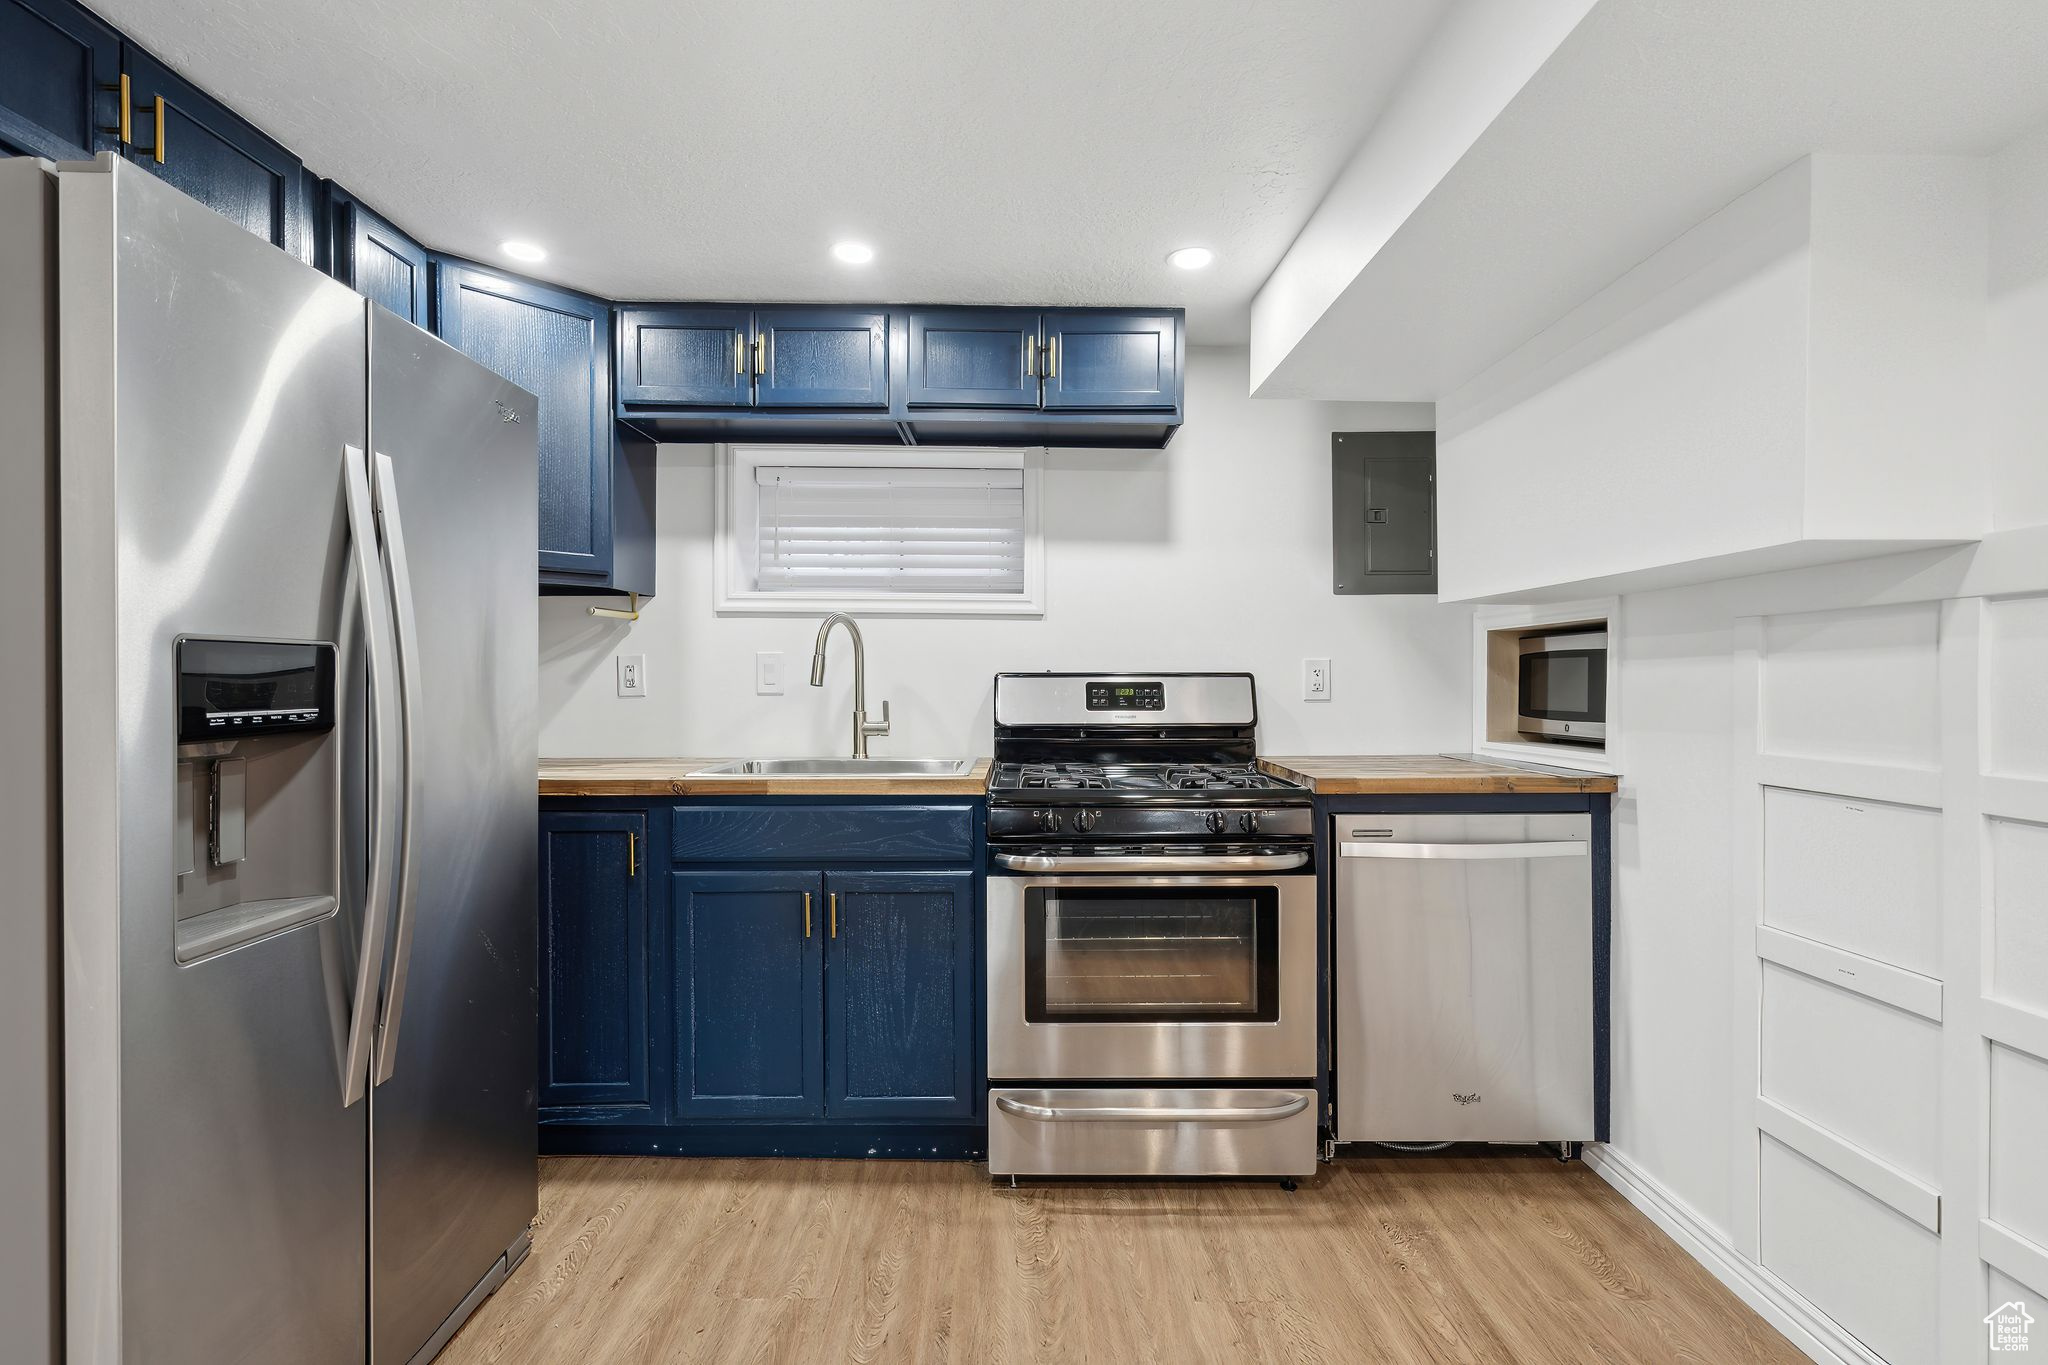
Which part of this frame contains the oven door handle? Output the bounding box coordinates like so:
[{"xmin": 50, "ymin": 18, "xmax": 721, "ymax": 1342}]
[
  {"xmin": 995, "ymin": 1093, "xmax": 1312, "ymax": 1123},
  {"xmin": 993, "ymin": 851, "xmax": 1310, "ymax": 873}
]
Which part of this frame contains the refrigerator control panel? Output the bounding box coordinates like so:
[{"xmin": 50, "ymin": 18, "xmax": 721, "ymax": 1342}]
[{"xmin": 177, "ymin": 638, "xmax": 337, "ymax": 744}]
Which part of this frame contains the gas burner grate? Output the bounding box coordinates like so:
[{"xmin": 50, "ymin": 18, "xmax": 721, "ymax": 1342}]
[{"xmin": 993, "ymin": 761, "xmax": 1301, "ymax": 794}]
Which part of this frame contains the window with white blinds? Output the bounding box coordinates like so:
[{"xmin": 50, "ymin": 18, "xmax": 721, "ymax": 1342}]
[{"xmin": 716, "ymin": 447, "xmax": 1044, "ymax": 615}]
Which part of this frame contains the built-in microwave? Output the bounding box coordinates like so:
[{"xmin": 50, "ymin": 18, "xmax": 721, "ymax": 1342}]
[{"xmin": 1517, "ymin": 630, "xmax": 1607, "ymax": 744}]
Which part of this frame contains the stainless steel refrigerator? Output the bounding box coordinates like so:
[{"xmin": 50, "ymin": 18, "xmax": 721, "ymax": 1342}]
[{"xmin": 0, "ymin": 154, "xmax": 540, "ymax": 1365}]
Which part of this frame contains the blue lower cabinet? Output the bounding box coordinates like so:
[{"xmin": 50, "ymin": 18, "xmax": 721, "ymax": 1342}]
[
  {"xmin": 538, "ymin": 811, "xmax": 649, "ymax": 1114},
  {"xmin": 670, "ymin": 871, "xmax": 825, "ymax": 1119},
  {"xmin": 825, "ymin": 871, "xmax": 976, "ymax": 1120}
]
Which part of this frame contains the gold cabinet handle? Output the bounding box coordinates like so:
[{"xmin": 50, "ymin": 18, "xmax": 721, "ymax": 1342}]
[
  {"xmin": 803, "ymin": 891, "xmax": 812, "ymax": 939},
  {"xmin": 734, "ymin": 332, "xmax": 746, "ymax": 374},
  {"xmin": 829, "ymin": 892, "xmax": 838, "ymax": 939},
  {"xmin": 1045, "ymin": 334, "xmax": 1058, "ymax": 380},
  {"xmin": 753, "ymin": 331, "xmax": 770, "ymax": 377},
  {"xmin": 1023, "ymin": 333, "xmax": 1036, "ymax": 379},
  {"xmin": 627, "ymin": 831, "xmax": 636, "ymax": 877},
  {"xmin": 145, "ymin": 93, "xmax": 165, "ymax": 164},
  {"xmin": 110, "ymin": 73, "xmax": 132, "ymax": 144}
]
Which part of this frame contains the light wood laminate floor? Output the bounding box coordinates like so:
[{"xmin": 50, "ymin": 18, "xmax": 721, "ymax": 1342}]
[{"xmin": 439, "ymin": 1153, "xmax": 1802, "ymax": 1365}]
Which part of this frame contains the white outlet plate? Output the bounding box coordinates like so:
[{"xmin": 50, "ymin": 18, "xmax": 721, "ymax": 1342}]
[
  {"xmin": 756, "ymin": 651, "xmax": 784, "ymax": 696},
  {"xmin": 617, "ymin": 653, "xmax": 646, "ymax": 698},
  {"xmin": 1303, "ymin": 657, "xmax": 1332, "ymax": 702}
]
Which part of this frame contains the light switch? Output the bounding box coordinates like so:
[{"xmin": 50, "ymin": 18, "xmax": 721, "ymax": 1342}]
[
  {"xmin": 756, "ymin": 651, "xmax": 784, "ymax": 696},
  {"xmin": 617, "ymin": 653, "xmax": 647, "ymax": 698}
]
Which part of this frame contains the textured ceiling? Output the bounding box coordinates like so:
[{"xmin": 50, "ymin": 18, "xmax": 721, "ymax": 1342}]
[{"xmin": 92, "ymin": 0, "xmax": 1452, "ymax": 341}]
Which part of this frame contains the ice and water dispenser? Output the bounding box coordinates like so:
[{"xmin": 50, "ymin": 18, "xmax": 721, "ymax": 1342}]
[{"xmin": 172, "ymin": 638, "xmax": 342, "ymax": 963}]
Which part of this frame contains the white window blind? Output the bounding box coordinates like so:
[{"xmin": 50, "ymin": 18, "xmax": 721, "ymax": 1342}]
[{"xmin": 753, "ymin": 465, "xmax": 1027, "ymax": 596}]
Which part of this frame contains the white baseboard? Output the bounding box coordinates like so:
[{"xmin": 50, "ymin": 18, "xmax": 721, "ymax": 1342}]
[{"xmin": 1581, "ymin": 1143, "xmax": 1885, "ymax": 1365}]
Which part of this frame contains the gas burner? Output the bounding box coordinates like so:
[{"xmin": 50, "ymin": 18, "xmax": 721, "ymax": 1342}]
[{"xmin": 990, "ymin": 761, "xmax": 1300, "ymax": 797}]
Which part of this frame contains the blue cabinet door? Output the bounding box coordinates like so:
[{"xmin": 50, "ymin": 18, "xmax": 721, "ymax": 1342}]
[
  {"xmin": 121, "ymin": 47, "xmax": 312, "ymax": 260},
  {"xmin": 904, "ymin": 309, "xmax": 1041, "ymax": 409},
  {"xmin": 538, "ymin": 811, "xmax": 649, "ymax": 1112},
  {"xmin": 436, "ymin": 261, "xmax": 613, "ymax": 579},
  {"xmin": 1041, "ymin": 309, "xmax": 1181, "ymax": 411},
  {"xmin": 615, "ymin": 305, "xmax": 753, "ymax": 407},
  {"xmin": 331, "ymin": 194, "xmax": 429, "ymax": 328},
  {"xmin": 671, "ymin": 872, "xmax": 824, "ymax": 1119},
  {"xmin": 755, "ymin": 307, "xmax": 890, "ymax": 409},
  {"xmin": 0, "ymin": 0, "xmax": 119, "ymax": 160},
  {"xmin": 824, "ymin": 871, "xmax": 976, "ymax": 1120}
]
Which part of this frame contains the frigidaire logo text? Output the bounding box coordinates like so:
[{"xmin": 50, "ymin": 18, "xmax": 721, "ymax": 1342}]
[{"xmin": 1452, "ymin": 1092, "xmax": 1482, "ymax": 1106}]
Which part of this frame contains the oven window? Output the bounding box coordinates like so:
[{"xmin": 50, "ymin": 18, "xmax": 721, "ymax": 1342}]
[
  {"xmin": 1519, "ymin": 649, "xmax": 1606, "ymax": 721},
  {"xmin": 1023, "ymin": 886, "xmax": 1280, "ymax": 1024}
]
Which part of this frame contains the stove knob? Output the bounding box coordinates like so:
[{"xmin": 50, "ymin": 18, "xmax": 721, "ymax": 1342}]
[
  {"xmin": 1075, "ymin": 809, "xmax": 1099, "ymax": 833},
  {"xmin": 1205, "ymin": 811, "xmax": 1227, "ymax": 834},
  {"xmin": 1038, "ymin": 809, "xmax": 1063, "ymax": 833},
  {"xmin": 1239, "ymin": 811, "xmax": 1261, "ymax": 835}
]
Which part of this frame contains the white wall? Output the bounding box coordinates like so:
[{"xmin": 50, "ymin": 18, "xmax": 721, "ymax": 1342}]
[
  {"xmin": 1990, "ymin": 122, "xmax": 2048, "ymax": 531},
  {"xmin": 1436, "ymin": 154, "xmax": 1991, "ymax": 603},
  {"xmin": 538, "ymin": 347, "xmax": 1472, "ymax": 759},
  {"xmin": 1585, "ymin": 119, "xmax": 2048, "ymax": 1365}
]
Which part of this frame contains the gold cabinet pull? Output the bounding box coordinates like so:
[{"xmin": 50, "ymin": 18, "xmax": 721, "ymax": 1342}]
[
  {"xmin": 627, "ymin": 831, "xmax": 636, "ymax": 877},
  {"xmin": 147, "ymin": 93, "xmax": 165, "ymax": 164},
  {"xmin": 829, "ymin": 892, "xmax": 838, "ymax": 939},
  {"xmin": 1023, "ymin": 333, "xmax": 1036, "ymax": 379},
  {"xmin": 1045, "ymin": 334, "xmax": 1058, "ymax": 380},
  {"xmin": 734, "ymin": 332, "xmax": 746, "ymax": 374},
  {"xmin": 803, "ymin": 891, "xmax": 812, "ymax": 939},
  {"xmin": 753, "ymin": 331, "xmax": 769, "ymax": 376},
  {"xmin": 112, "ymin": 73, "xmax": 132, "ymax": 144}
]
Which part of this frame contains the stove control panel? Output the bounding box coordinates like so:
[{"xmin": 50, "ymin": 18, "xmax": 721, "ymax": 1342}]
[{"xmin": 1085, "ymin": 680, "xmax": 1164, "ymax": 711}]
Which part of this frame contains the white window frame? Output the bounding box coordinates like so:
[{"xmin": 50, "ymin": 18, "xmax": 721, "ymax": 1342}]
[{"xmin": 713, "ymin": 444, "xmax": 1046, "ymax": 616}]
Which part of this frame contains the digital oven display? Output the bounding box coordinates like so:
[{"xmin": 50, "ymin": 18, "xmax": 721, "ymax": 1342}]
[{"xmin": 1086, "ymin": 680, "xmax": 1165, "ymax": 712}]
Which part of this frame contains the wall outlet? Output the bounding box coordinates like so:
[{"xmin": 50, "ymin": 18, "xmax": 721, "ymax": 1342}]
[
  {"xmin": 1303, "ymin": 657, "xmax": 1332, "ymax": 702},
  {"xmin": 616, "ymin": 653, "xmax": 647, "ymax": 698},
  {"xmin": 756, "ymin": 651, "xmax": 784, "ymax": 696}
]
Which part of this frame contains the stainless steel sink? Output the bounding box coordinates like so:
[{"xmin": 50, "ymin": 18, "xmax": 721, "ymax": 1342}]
[{"xmin": 687, "ymin": 757, "xmax": 977, "ymax": 779}]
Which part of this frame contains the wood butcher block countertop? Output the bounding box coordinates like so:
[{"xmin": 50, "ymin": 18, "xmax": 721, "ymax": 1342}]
[
  {"xmin": 1257, "ymin": 754, "xmax": 1619, "ymax": 794},
  {"xmin": 538, "ymin": 757, "xmax": 993, "ymax": 797}
]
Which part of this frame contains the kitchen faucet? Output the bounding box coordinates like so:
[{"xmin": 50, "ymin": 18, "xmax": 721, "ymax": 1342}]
[{"xmin": 809, "ymin": 612, "xmax": 890, "ymax": 758}]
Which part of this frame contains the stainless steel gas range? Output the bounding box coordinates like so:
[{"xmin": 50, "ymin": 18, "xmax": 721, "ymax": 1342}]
[{"xmin": 984, "ymin": 673, "xmax": 1319, "ymax": 1179}]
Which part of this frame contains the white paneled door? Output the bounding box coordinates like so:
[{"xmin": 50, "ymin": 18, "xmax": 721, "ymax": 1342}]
[{"xmin": 1733, "ymin": 583, "xmax": 2048, "ymax": 1364}]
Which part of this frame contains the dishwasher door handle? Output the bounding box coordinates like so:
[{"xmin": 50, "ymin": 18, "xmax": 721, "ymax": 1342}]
[
  {"xmin": 995, "ymin": 1093, "xmax": 1312, "ymax": 1124},
  {"xmin": 1337, "ymin": 840, "xmax": 1587, "ymax": 860}
]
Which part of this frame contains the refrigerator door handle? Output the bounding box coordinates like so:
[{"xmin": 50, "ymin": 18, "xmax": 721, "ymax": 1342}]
[
  {"xmin": 341, "ymin": 444, "xmax": 400, "ymax": 1108},
  {"xmin": 371, "ymin": 450, "xmax": 422, "ymax": 1086}
]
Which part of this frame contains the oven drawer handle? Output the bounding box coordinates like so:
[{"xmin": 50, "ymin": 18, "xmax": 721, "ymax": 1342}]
[
  {"xmin": 994, "ymin": 852, "xmax": 1310, "ymax": 873},
  {"xmin": 995, "ymin": 1093, "xmax": 1312, "ymax": 1124},
  {"xmin": 1337, "ymin": 840, "xmax": 1587, "ymax": 860}
]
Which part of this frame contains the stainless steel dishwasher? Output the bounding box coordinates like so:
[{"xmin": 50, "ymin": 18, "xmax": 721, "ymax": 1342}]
[{"xmin": 1332, "ymin": 812, "xmax": 1595, "ymax": 1144}]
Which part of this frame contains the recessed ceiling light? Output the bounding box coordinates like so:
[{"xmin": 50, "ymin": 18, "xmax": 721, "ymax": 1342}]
[
  {"xmin": 1166, "ymin": 246, "xmax": 1215, "ymax": 270},
  {"xmin": 501, "ymin": 240, "xmax": 547, "ymax": 263},
  {"xmin": 831, "ymin": 241, "xmax": 876, "ymax": 265}
]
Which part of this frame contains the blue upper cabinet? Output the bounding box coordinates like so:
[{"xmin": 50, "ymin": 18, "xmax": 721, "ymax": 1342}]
[
  {"xmin": 618, "ymin": 303, "xmax": 1183, "ymax": 447},
  {"xmin": 1041, "ymin": 310, "xmax": 1181, "ymax": 410},
  {"xmin": 0, "ymin": 0, "xmax": 119, "ymax": 161},
  {"xmin": 538, "ymin": 811, "xmax": 650, "ymax": 1115},
  {"xmin": 121, "ymin": 47, "xmax": 312, "ymax": 261},
  {"xmin": 615, "ymin": 305, "xmax": 752, "ymax": 407},
  {"xmin": 616, "ymin": 305, "xmax": 889, "ymax": 411},
  {"xmin": 755, "ymin": 307, "xmax": 890, "ymax": 409},
  {"xmin": 325, "ymin": 189, "xmax": 429, "ymax": 328},
  {"xmin": 670, "ymin": 872, "xmax": 825, "ymax": 1120},
  {"xmin": 905, "ymin": 309, "xmax": 1041, "ymax": 409},
  {"xmin": 824, "ymin": 871, "xmax": 976, "ymax": 1121},
  {"xmin": 435, "ymin": 261, "xmax": 614, "ymax": 581}
]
